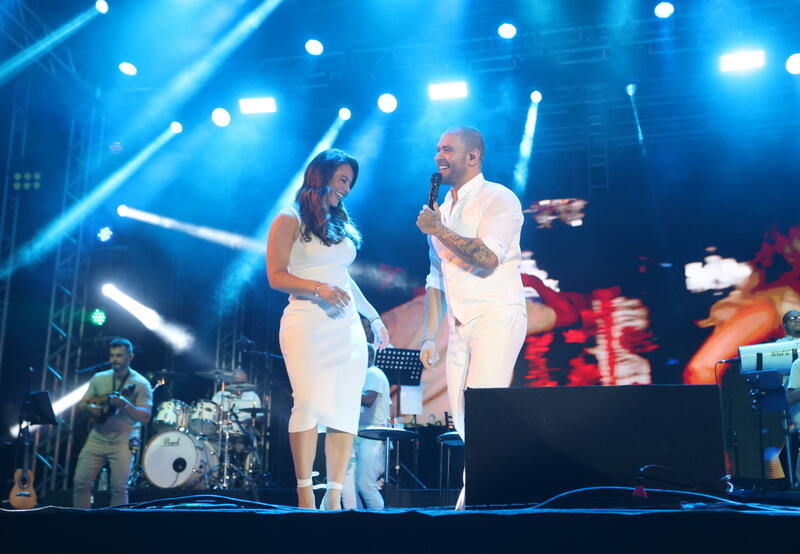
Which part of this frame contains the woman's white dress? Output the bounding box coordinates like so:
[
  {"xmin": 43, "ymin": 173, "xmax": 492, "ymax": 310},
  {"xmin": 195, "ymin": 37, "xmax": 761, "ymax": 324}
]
[{"xmin": 278, "ymin": 207, "xmax": 368, "ymax": 435}]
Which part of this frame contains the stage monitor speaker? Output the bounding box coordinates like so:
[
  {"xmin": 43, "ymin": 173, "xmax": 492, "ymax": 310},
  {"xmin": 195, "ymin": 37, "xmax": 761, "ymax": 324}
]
[{"xmin": 465, "ymin": 385, "xmax": 726, "ymax": 507}]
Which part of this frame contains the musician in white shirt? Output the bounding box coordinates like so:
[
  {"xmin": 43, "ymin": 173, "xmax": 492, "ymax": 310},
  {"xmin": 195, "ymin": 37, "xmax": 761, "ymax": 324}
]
[{"xmin": 416, "ymin": 126, "xmax": 527, "ymax": 509}]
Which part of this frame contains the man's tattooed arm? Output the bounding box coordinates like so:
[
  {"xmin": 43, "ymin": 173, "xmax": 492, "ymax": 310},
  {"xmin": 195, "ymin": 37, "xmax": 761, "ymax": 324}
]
[{"xmin": 432, "ymin": 224, "xmax": 499, "ymax": 270}]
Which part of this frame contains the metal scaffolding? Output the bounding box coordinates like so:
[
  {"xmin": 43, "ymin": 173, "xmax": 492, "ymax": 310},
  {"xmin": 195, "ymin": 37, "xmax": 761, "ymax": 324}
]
[
  {"xmin": 0, "ymin": 76, "xmax": 30, "ymax": 383},
  {"xmin": 34, "ymin": 100, "xmax": 102, "ymax": 494}
]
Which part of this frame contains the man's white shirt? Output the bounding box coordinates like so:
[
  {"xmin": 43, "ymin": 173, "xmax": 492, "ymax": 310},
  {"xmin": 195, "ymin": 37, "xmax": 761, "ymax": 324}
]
[{"xmin": 425, "ymin": 172, "xmax": 526, "ymax": 324}]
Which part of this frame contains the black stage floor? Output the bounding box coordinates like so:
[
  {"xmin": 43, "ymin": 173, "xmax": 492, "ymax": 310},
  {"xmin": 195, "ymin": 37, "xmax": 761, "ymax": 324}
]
[{"xmin": 3, "ymin": 489, "xmax": 800, "ymax": 553}]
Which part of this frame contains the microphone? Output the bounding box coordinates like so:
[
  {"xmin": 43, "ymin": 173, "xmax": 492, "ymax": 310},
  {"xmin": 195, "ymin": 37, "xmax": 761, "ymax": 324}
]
[
  {"xmin": 428, "ymin": 172, "xmax": 442, "ymax": 209},
  {"xmin": 76, "ymin": 361, "xmax": 113, "ymax": 374},
  {"xmin": 718, "ymin": 357, "xmax": 740, "ymax": 364}
]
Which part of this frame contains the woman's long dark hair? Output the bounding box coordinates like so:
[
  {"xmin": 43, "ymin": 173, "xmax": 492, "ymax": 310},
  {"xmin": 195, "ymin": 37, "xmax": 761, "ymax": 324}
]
[{"xmin": 295, "ymin": 149, "xmax": 362, "ymax": 248}]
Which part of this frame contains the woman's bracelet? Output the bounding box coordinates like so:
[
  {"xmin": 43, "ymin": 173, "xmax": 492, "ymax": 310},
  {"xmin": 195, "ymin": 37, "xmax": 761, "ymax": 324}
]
[
  {"xmin": 314, "ymin": 282, "xmax": 321, "ymax": 297},
  {"xmin": 368, "ymin": 315, "xmax": 381, "ymax": 324}
]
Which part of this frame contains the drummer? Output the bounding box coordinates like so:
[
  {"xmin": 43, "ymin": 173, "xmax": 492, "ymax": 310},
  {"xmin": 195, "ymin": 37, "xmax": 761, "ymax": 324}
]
[{"xmin": 211, "ymin": 369, "xmax": 263, "ymax": 427}]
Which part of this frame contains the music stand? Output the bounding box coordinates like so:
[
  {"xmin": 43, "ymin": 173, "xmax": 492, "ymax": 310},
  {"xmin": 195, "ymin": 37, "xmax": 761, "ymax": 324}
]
[
  {"xmin": 374, "ymin": 348, "xmax": 423, "ymax": 388},
  {"xmin": 369, "ymin": 348, "xmax": 426, "ymax": 502}
]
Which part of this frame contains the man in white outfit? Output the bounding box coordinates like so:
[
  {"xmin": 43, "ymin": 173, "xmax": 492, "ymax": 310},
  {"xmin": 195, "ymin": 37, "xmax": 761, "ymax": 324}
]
[
  {"xmin": 416, "ymin": 126, "xmax": 527, "ymax": 509},
  {"xmin": 342, "ymin": 343, "xmax": 391, "ymax": 509}
]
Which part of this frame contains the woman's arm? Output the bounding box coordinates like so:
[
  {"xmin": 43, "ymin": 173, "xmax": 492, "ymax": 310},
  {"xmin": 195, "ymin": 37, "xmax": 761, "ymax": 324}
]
[
  {"xmin": 266, "ymin": 213, "xmax": 351, "ymax": 308},
  {"xmin": 349, "ymin": 276, "xmax": 390, "ymax": 349}
]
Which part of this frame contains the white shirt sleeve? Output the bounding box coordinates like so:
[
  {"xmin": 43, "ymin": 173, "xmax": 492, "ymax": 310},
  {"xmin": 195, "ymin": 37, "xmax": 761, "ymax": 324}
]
[
  {"xmin": 424, "ymin": 236, "xmax": 445, "ymax": 291},
  {"xmin": 363, "ymin": 367, "xmax": 381, "ymax": 394},
  {"xmin": 476, "ymin": 188, "xmax": 523, "ymax": 262},
  {"xmin": 788, "ymin": 358, "xmax": 800, "ymax": 389}
]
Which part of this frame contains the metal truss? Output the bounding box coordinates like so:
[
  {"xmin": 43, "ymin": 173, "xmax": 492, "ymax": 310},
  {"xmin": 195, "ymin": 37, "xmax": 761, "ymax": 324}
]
[
  {"xmin": 34, "ymin": 100, "xmax": 102, "ymax": 494},
  {"xmin": 0, "ymin": 76, "xmax": 30, "ymax": 384},
  {"xmin": 0, "ymin": 0, "xmax": 87, "ymax": 89}
]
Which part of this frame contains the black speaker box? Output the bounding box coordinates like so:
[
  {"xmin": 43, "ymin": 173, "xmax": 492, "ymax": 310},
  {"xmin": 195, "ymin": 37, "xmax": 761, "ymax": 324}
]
[{"xmin": 465, "ymin": 385, "xmax": 726, "ymax": 506}]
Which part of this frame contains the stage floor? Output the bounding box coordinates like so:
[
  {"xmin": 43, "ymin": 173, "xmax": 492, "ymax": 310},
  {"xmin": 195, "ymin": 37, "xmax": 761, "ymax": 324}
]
[{"xmin": 4, "ymin": 490, "xmax": 800, "ymax": 553}]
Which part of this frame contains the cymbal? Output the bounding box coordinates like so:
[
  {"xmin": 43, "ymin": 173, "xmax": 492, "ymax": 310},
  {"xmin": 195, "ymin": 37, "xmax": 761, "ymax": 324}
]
[
  {"xmin": 145, "ymin": 370, "xmax": 187, "ymax": 381},
  {"xmin": 238, "ymin": 407, "xmax": 264, "ymax": 415},
  {"xmin": 195, "ymin": 368, "xmax": 238, "ymax": 381},
  {"xmin": 226, "ymin": 383, "xmax": 257, "ymax": 393}
]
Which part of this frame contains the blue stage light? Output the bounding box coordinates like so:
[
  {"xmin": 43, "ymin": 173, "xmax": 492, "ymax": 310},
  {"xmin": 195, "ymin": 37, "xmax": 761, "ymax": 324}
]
[
  {"xmin": 338, "ymin": 107, "xmax": 352, "ymax": 120},
  {"xmin": 211, "ymin": 108, "xmax": 231, "ymax": 127},
  {"xmin": 720, "ymin": 49, "xmax": 766, "ymax": 73},
  {"xmin": 377, "ymin": 93, "xmax": 398, "ymax": 113},
  {"xmin": 170, "ymin": 121, "xmax": 183, "ymax": 134},
  {"xmin": 787, "ymin": 53, "xmax": 800, "ymax": 75},
  {"xmin": 625, "ymin": 83, "xmax": 637, "ymax": 97},
  {"xmin": 95, "ymin": 1, "xmax": 109, "ymax": 14},
  {"xmin": 654, "ymin": 2, "xmax": 674, "ymax": 19},
  {"xmin": 530, "ymin": 90, "xmax": 543, "ymax": 103},
  {"xmin": 97, "ymin": 226, "xmax": 113, "ymax": 242},
  {"xmin": 118, "ymin": 62, "xmax": 137, "ymax": 76},
  {"xmin": 498, "ymin": 23, "xmax": 517, "ymax": 39},
  {"xmin": 305, "ymin": 39, "xmax": 324, "ymax": 56},
  {"xmin": 428, "ymin": 81, "xmax": 468, "ymax": 101},
  {"xmin": 239, "ymin": 97, "xmax": 277, "ymax": 114}
]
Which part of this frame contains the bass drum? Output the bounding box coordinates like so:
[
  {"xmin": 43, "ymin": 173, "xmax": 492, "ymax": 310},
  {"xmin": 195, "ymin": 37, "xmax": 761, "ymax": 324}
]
[{"xmin": 143, "ymin": 430, "xmax": 219, "ymax": 489}]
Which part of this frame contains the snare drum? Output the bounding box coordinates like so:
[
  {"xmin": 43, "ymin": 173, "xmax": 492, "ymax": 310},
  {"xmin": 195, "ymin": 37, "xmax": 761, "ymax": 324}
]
[
  {"xmin": 153, "ymin": 400, "xmax": 188, "ymax": 432},
  {"xmin": 189, "ymin": 400, "xmax": 219, "ymax": 436},
  {"xmin": 143, "ymin": 430, "xmax": 219, "ymax": 489}
]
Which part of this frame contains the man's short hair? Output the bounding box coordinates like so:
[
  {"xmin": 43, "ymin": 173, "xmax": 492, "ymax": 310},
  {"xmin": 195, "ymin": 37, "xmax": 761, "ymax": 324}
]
[
  {"xmin": 443, "ymin": 126, "xmax": 485, "ymax": 161},
  {"xmin": 109, "ymin": 337, "xmax": 134, "ymax": 354},
  {"xmin": 784, "ymin": 310, "xmax": 800, "ymax": 331}
]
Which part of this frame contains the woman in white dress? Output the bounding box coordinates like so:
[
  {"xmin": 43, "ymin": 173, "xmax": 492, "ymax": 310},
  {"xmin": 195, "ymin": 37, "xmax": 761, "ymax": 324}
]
[{"xmin": 266, "ymin": 149, "xmax": 390, "ymax": 509}]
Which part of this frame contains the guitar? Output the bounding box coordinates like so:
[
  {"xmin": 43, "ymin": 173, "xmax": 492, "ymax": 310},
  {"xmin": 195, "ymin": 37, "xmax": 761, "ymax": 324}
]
[
  {"xmin": 86, "ymin": 384, "xmax": 136, "ymax": 425},
  {"xmin": 8, "ymin": 426, "xmax": 36, "ymax": 509}
]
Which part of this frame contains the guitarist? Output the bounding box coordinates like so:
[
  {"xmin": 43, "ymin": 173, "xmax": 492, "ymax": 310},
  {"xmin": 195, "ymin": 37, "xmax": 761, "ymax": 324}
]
[{"xmin": 72, "ymin": 338, "xmax": 152, "ymax": 508}]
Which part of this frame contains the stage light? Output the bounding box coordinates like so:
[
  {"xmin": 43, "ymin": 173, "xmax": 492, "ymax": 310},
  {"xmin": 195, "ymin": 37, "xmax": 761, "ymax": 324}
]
[
  {"xmin": 428, "ymin": 81, "xmax": 468, "ymax": 101},
  {"xmin": 102, "ymin": 283, "xmax": 195, "ymax": 351},
  {"xmin": 654, "ymin": 2, "xmax": 674, "ymax": 19},
  {"xmin": 0, "ymin": 4, "xmax": 104, "ymax": 88},
  {"xmin": 305, "ymin": 39, "xmax": 324, "ymax": 56},
  {"xmin": 95, "ymin": 0, "xmax": 109, "ymax": 14},
  {"xmin": 377, "ymin": 93, "xmax": 398, "ymax": 113},
  {"xmin": 512, "ymin": 93, "xmax": 541, "ymax": 194},
  {"xmin": 129, "ymin": 0, "xmax": 283, "ymax": 136},
  {"xmin": 97, "ymin": 226, "xmax": 113, "ymax": 242},
  {"xmin": 338, "ymin": 107, "xmax": 352, "ymax": 120},
  {"xmin": 108, "ymin": 140, "xmax": 124, "ymax": 154},
  {"xmin": 89, "ymin": 308, "xmax": 107, "ymax": 326},
  {"xmin": 625, "ymin": 83, "xmax": 637, "ymax": 97},
  {"xmin": 118, "ymin": 205, "xmax": 262, "ymax": 251},
  {"xmin": 1, "ymin": 125, "xmax": 179, "ymax": 279},
  {"xmin": 720, "ymin": 49, "xmax": 766, "ymax": 73},
  {"xmin": 118, "ymin": 62, "xmax": 137, "ymax": 76},
  {"xmin": 239, "ymin": 97, "xmax": 277, "ymax": 114},
  {"xmin": 787, "ymin": 53, "xmax": 800, "ymax": 75},
  {"xmin": 211, "ymin": 107, "xmax": 231, "ymax": 127},
  {"xmin": 170, "ymin": 121, "xmax": 183, "ymax": 134},
  {"xmin": 498, "ymin": 23, "xmax": 517, "ymax": 39}
]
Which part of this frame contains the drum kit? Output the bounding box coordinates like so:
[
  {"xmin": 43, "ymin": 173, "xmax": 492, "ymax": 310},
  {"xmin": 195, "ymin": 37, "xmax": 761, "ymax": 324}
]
[{"xmin": 138, "ymin": 368, "xmax": 266, "ymax": 490}]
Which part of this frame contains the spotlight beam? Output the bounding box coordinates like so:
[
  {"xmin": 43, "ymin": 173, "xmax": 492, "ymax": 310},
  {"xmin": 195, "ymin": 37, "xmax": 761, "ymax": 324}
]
[
  {"xmin": 512, "ymin": 99, "xmax": 540, "ymax": 194},
  {"xmin": 102, "ymin": 284, "xmax": 195, "ymax": 352},
  {"xmin": 118, "ymin": 206, "xmax": 262, "ymax": 251},
  {"xmin": 626, "ymin": 85, "xmax": 645, "ymax": 152},
  {"xmin": 0, "ymin": 5, "xmax": 99, "ymax": 88},
  {"xmin": 215, "ymin": 115, "xmax": 347, "ymax": 311},
  {"xmin": 131, "ymin": 0, "xmax": 283, "ymax": 136},
  {"xmin": 0, "ymin": 126, "xmax": 178, "ymax": 279}
]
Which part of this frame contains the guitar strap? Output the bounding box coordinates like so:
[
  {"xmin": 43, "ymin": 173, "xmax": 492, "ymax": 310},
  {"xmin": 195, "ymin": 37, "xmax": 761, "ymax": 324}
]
[{"xmin": 112, "ymin": 370, "xmax": 131, "ymax": 395}]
